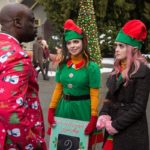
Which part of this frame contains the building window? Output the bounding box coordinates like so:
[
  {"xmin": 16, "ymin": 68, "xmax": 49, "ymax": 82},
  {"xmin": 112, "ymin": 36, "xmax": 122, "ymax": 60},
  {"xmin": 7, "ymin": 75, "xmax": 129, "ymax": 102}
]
[{"xmin": 35, "ymin": 19, "xmax": 41, "ymax": 27}]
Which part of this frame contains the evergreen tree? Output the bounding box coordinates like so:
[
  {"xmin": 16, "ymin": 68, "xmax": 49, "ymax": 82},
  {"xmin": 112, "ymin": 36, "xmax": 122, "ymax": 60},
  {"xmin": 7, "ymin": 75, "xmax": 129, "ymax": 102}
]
[
  {"xmin": 37, "ymin": 0, "xmax": 80, "ymax": 33},
  {"xmin": 141, "ymin": 1, "xmax": 150, "ymax": 54},
  {"xmin": 77, "ymin": 0, "xmax": 101, "ymax": 65},
  {"xmin": 36, "ymin": 0, "xmax": 150, "ymax": 54}
]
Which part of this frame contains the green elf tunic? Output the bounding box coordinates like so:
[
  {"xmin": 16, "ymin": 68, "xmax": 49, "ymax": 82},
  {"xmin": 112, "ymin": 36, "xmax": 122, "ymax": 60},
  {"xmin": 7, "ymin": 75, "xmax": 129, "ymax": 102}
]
[{"xmin": 55, "ymin": 60, "xmax": 101, "ymax": 122}]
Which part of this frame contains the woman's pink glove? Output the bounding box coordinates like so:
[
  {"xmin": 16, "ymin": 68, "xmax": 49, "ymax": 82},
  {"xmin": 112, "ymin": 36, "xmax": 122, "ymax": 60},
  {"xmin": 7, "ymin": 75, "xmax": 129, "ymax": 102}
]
[
  {"xmin": 96, "ymin": 115, "xmax": 111, "ymax": 130},
  {"xmin": 105, "ymin": 121, "xmax": 118, "ymax": 135}
]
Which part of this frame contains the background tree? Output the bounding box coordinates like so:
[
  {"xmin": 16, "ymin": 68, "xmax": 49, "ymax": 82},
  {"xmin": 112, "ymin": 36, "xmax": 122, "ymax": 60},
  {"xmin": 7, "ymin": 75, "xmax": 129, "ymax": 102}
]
[
  {"xmin": 36, "ymin": 0, "xmax": 150, "ymax": 56},
  {"xmin": 77, "ymin": 0, "xmax": 101, "ymax": 65},
  {"xmin": 95, "ymin": 0, "xmax": 136, "ymax": 57},
  {"xmin": 37, "ymin": 0, "xmax": 80, "ymax": 34},
  {"xmin": 96, "ymin": 0, "xmax": 150, "ymax": 55}
]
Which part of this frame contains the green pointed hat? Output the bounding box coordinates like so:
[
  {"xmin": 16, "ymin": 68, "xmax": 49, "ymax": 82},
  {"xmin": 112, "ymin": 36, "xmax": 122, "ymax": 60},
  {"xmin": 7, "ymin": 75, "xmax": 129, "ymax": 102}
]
[
  {"xmin": 115, "ymin": 20, "xmax": 147, "ymax": 49},
  {"xmin": 64, "ymin": 19, "xmax": 83, "ymax": 42}
]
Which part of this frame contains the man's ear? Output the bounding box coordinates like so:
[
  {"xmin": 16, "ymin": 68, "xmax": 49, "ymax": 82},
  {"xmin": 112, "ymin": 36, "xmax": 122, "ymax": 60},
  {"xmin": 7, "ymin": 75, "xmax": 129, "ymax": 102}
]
[{"xmin": 13, "ymin": 17, "xmax": 22, "ymax": 28}]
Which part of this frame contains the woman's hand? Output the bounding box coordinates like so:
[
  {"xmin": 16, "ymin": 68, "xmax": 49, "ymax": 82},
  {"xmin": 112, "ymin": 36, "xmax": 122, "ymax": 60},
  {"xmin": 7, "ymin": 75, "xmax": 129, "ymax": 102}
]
[
  {"xmin": 84, "ymin": 116, "xmax": 97, "ymax": 135},
  {"xmin": 96, "ymin": 115, "xmax": 111, "ymax": 130},
  {"xmin": 48, "ymin": 108, "xmax": 56, "ymax": 127},
  {"xmin": 105, "ymin": 121, "xmax": 118, "ymax": 135}
]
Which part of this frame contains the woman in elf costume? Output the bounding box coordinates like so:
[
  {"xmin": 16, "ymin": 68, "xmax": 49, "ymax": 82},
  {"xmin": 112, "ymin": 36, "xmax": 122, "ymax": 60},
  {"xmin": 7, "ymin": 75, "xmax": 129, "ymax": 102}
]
[
  {"xmin": 97, "ymin": 19, "xmax": 150, "ymax": 150},
  {"xmin": 48, "ymin": 19, "xmax": 103, "ymax": 149}
]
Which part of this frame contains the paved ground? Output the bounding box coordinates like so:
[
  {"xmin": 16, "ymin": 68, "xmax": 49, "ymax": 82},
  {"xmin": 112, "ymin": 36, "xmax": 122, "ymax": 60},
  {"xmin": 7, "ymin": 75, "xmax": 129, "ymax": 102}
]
[{"xmin": 38, "ymin": 62, "xmax": 150, "ymax": 149}]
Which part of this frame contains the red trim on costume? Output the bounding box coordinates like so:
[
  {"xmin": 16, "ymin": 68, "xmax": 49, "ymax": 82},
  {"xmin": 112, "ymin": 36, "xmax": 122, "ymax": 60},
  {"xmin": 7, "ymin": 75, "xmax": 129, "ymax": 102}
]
[
  {"xmin": 90, "ymin": 132, "xmax": 104, "ymax": 145},
  {"xmin": 67, "ymin": 60, "xmax": 72, "ymax": 67},
  {"xmin": 103, "ymin": 136, "xmax": 113, "ymax": 150},
  {"xmin": 67, "ymin": 59, "xmax": 85, "ymax": 70},
  {"xmin": 88, "ymin": 130, "xmax": 104, "ymax": 148}
]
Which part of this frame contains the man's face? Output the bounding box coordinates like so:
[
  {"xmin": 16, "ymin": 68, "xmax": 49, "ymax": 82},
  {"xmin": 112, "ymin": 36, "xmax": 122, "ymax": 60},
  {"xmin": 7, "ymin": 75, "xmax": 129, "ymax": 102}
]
[{"xmin": 20, "ymin": 10, "xmax": 37, "ymax": 42}]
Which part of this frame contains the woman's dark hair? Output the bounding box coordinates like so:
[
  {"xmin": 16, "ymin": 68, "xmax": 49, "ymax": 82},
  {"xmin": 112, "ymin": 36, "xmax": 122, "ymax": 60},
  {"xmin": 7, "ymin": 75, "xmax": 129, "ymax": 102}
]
[{"xmin": 59, "ymin": 31, "xmax": 90, "ymax": 67}]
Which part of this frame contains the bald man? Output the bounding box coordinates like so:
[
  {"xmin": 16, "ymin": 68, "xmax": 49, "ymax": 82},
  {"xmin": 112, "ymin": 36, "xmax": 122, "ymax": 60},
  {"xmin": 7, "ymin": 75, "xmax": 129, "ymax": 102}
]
[{"xmin": 0, "ymin": 3, "xmax": 47, "ymax": 150}]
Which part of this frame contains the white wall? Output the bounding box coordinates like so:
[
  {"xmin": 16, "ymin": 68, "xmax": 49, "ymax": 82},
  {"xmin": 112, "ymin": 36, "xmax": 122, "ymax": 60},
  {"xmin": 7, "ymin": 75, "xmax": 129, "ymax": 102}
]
[
  {"xmin": 24, "ymin": 4, "xmax": 47, "ymax": 51},
  {"xmin": 0, "ymin": 0, "xmax": 22, "ymax": 9}
]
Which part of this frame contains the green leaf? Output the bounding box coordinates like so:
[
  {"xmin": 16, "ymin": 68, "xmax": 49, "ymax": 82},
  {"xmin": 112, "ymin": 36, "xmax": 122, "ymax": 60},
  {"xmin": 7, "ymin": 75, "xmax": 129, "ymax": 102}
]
[
  {"xmin": 9, "ymin": 113, "xmax": 20, "ymax": 124},
  {"xmin": 6, "ymin": 137, "xmax": 13, "ymax": 144},
  {"xmin": 1, "ymin": 45, "xmax": 11, "ymax": 51},
  {"xmin": 13, "ymin": 62, "xmax": 23, "ymax": 71}
]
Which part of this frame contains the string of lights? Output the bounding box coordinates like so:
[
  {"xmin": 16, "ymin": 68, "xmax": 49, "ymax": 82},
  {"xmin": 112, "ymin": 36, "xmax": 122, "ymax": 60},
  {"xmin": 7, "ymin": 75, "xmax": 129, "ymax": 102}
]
[{"xmin": 77, "ymin": 0, "xmax": 101, "ymax": 66}]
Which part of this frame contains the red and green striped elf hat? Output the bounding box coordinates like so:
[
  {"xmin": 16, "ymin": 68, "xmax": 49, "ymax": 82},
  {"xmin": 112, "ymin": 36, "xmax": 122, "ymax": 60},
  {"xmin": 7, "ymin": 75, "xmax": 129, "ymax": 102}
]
[
  {"xmin": 64, "ymin": 19, "xmax": 83, "ymax": 42},
  {"xmin": 115, "ymin": 19, "xmax": 147, "ymax": 49}
]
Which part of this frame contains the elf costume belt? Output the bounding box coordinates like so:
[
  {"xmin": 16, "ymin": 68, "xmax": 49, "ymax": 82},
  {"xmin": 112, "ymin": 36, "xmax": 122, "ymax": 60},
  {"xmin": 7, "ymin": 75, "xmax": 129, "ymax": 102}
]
[{"xmin": 63, "ymin": 94, "xmax": 90, "ymax": 101}]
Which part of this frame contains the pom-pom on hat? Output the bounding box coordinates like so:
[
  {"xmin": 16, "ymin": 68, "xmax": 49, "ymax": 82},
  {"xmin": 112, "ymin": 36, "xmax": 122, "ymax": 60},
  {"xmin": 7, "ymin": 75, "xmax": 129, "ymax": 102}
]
[
  {"xmin": 64, "ymin": 19, "xmax": 83, "ymax": 42},
  {"xmin": 115, "ymin": 20, "xmax": 147, "ymax": 49}
]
